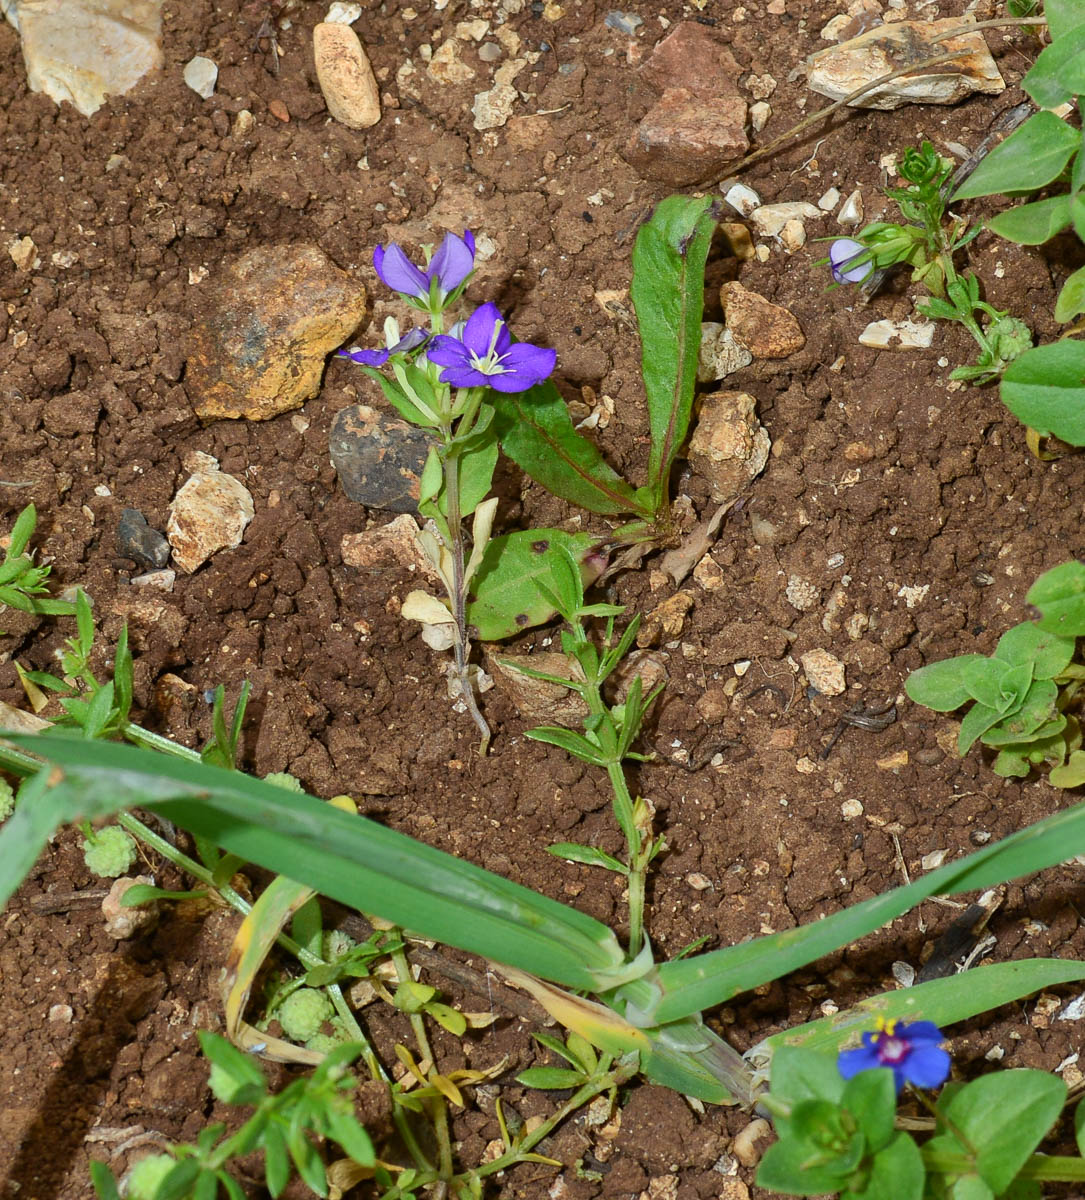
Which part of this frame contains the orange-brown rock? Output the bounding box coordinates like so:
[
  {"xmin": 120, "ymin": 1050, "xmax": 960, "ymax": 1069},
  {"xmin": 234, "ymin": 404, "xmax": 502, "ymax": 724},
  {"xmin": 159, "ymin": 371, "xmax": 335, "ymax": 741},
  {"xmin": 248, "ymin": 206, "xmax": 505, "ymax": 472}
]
[
  {"xmin": 186, "ymin": 244, "xmax": 366, "ymax": 421},
  {"xmin": 721, "ymin": 282, "xmax": 805, "ymax": 359}
]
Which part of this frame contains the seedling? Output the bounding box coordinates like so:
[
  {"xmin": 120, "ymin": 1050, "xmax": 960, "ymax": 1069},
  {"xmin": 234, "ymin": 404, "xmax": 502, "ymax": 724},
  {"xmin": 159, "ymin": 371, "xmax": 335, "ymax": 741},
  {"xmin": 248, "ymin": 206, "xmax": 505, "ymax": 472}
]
[
  {"xmin": 906, "ymin": 560, "xmax": 1085, "ymax": 784},
  {"xmin": 822, "ymin": 142, "xmax": 1032, "ymax": 384}
]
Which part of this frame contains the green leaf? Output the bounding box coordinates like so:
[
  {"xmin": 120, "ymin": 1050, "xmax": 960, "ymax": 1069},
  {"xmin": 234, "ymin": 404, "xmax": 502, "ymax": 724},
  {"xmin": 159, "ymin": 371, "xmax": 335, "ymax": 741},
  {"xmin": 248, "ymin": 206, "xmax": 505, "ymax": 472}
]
[
  {"xmin": 156, "ymin": 1159, "xmax": 202, "ymax": 1200},
  {"xmin": 427, "ymin": 1001, "xmax": 467, "ymax": 1035},
  {"xmin": 1051, "ymin": 749, "xmax": 1085, "ymax": 788},
  {"xmin": 1055, "ymin": 264, "xmax": 1085, "ymax": 323},
  {"xmin": 905, "ymin": 656, "xmax": 990, "ymax": 711},
  {"xmin": 958, "ymin": 658, "xmax": 1029, "ymax": 712},
  {"xmin": 1022, "ymin": 23, "xmax": 1085, "ymax": 108},
  {"xmin": 957, "ymin": 700, "xmax": 1008, "ymax": 754},
  {"xmin": 517, "ymin": 1066, "xmax": 588, "ymax": 1089},
  {"xmin": 1001, "ymin": 340, "xmax": 1085, "ymax": 446},
  {"xmin": 986, "ymin": 194, "xmax": 1072, "ymax": 245},
  {"xmin": 757, "ymin": 1123, "xmax": 859, "ymax": 1195},
  {"xmin": 547, "ymin": 842, "xmax": 628, "ymax": 874},
  {"xmin": 526, "ymin": 727, "xmax": 606, "ymax": 765},
  {"xmin": 1027, "ymin": 559, "xmax": 1085, "ymax": 635},
  {"xmin": 490, "ymin": 382, "xmax": 647, "ymax": 518},
  {"xmin": 1045, "ymin": 0, "xmax": 1085, "ymax": 39},
  {"xmin": 937, "ymin": 1071, "xmax": 1065, "ymax": 1193},
  {"xmin": 633, "ymin": 195, "xmax": 718, "ymax": 517},
  {"xmin": 768, "ymin": 1046, "xmax": 845, "ymax": 1107},
  {"xmin": 466, "ymin": 529, "xmax": 596, "ymax": 641},
  {"xmin": 325, "ymin": 1105, "xmax": 375, "ymax": 1166},
  {"xmin": 199, "ymin": 1031, "xmax": 266, "ymax": 1103},
  {"xmin": 361, "ymin": 366, "xmax": 440, "ymax": 427},
  {"xmin": 89, "ymin": 1161, "xmax": 123, "ymax": 1200},
  {"xmin": 446, "ymin": 428, "xmax": 497, "ymax": 519},
  {"xmin": 0, "ymin": 736, "xmax": 628, "ymax": 992},
  {"xmin": 263, "ymin": 1123, "xmax": 291, "ymax": 1197},
  {"xmin": 994, "ymin": 621, "xmax": 1076, "ymax": 678},
  {"xmin": 980, "ymin": 679, "xmax": 1059, "ymax": 744},
  {"xmin": 842, "ymin": 1068, "xmax": 896, "ymax": 1154},
  {"xmin": 953, "ymin": 112, "xmax": 1081, "ymax": 200},
  {"xmin": 845, "ymin": 1132, "xmax": 924, "ymax": 1200},
  {"xmin": 756, "ymin": 959, "xmax": 1085, "ymax": 1064}
]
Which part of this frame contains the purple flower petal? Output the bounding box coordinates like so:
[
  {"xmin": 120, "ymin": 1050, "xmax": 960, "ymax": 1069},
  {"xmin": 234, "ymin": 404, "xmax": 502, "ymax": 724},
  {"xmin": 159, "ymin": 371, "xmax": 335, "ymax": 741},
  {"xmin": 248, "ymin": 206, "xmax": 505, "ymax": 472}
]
[
  {"xmin": 338, "ymin": 347, "xmax": 391, "ymax": 366},
  {"xmin": 461, "ymin": 302, "xmax": 503, "ymax": 358},
  {"xmin": 428, "ymin": 231, "xmax": 476, "ymax": 293},
  {"xmin": 837, "ymin": 1044, "xmax": 882, "ymax": 1081},
  {"xmin": 829, "ymin": 238, "xmax": 871, "ymax": 284},
  {"xmin": 374, "ymin": 242, "xmax": 430, "ymax": 299},
  {"xmin": 438, "ymin": 363, "xmax": 490, "ymax": 388},
  {"xmin": 393, "ymin": 326, "xmax": 430, "ymax": 353},
  {"xmin": 903, "ymin": 1045, "xmax": 951, "ymax": 1089},
  {"xmin": 425, "ymin": 334, "xmax": 470, "ymax": 368},
  {"xmin": 485, "ymin": 342, "xmax": 556, "ymax": 391}
]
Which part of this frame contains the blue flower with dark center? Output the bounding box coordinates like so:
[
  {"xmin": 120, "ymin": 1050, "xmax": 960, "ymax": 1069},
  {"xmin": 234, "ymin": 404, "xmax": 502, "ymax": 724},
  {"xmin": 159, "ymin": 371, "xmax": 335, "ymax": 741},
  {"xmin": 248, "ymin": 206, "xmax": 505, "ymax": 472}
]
[
  {"xmin": 426, "ymin": 302, "xmax": 556, "ymax": 393},
  {"xmin": 338, "ymin": 318, "xmax": 429, "ymax": 367},
  {"xmin": 838, "ymin": 1018, "xmax": 950, "ymax": 1093},
  {"xmin": 374, "ymin": 230, "xmax": 476, "ymax": 302},
  {"xmin": 829, "ymin": 237, "xmax": 873, "ymax": 284}
]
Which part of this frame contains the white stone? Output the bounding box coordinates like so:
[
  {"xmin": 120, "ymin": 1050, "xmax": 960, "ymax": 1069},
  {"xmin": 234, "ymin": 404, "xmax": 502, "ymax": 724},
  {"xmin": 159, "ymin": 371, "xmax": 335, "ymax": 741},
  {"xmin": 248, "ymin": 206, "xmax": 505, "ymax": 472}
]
[
  {"xmin": 183, "ymin": 54, "xmax": 217, "ymax": 98},
  {"xmin": 428, "ymin": 36, "xmax": 475, "ymax": 83},
  {"xmin": 471, "ymin": 59, "xmax": 525, "ymax": 129},
  {"xmin": 921, "ymin": 848, "xmax": 948, "ymax": 871},
  {"xmin": 750, "ymin": 201, "xmax": 821, "ymax": 238},
  {"xmin": 785, "ymin": 575, "xmax": 819, "ymax": 611},
  {"xmin": 837, "ymin": 188, "xmax": 864, "ymax": 226},
  {"xmin": 166, "ymin": 456, "xmax": 254, "ymax": 574},
  {"xmin": 841, "ymin": 798, "xmax": 864, "ymax": 819},
  {"xmin": 800, "ymin": 648, "xmax": 845, "ymax": 696},
  {"xmin": 15, "ymin": 0, "xmax": 163, "ymax": 117},
  {"xmin": 749, "ymin": 101, "xmax": 771, "ymax": 132},
  {"xmin": 817, "ymin": 186, "xmax": 840, "ymax": 211},
  {"xmin": 131, "ymin": 569, "xmax": 176, "ymax": 591},
  {"xmin": 859, "ymin": 317, "xmax": 936, "ymax": 350},
  {"xmin": 8, "ymin": 235, "xmax": 36, "ymax": 271},
  {"xmin": 820, "ymin": 13, "xmax": 852, "ymax": 40},
  {"xmin": 325, "ymin": 1, "xmax": 362, "ymax": 21},
  {"xmin": 688, "ymin": 391, "xmax": 770, "ymax": 505},
  {"xmin": 697, "ymin": 323, "xmax": 753, "ymax": 382},
  {"xmin": 723, "ymin": 182, "xmax": 761, "ymax": 217}
]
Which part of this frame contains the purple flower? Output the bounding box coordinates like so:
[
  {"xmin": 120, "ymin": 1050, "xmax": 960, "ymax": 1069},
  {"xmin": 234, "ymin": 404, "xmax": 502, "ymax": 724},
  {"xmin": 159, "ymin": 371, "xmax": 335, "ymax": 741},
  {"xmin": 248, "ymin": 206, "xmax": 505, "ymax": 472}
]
[
  {"xmin": 426, "ymin": 302, "xmax": 556, "ymax": 393},
  {"xmin": 838, "ymin": 1019, "xmax": 950, "ymax": 1093},
  {"xmin": 829, "ymin": 238, "xmax": 872, "ymax": 284},
  {"xmin": 338, "ymin": 319, "xmax": 429, "ymax": 367},
  {"xmin": 374, "ymin": 231, "xmax": 476, "ymax": 302}
]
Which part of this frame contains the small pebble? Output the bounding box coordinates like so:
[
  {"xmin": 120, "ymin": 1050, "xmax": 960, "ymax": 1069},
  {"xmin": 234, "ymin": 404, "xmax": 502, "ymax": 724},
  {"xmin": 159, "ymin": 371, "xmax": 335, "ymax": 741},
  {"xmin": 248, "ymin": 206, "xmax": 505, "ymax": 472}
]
[
  {"xmin": 313, "ymin": 21, "xmax": 381, "ymax": 129},
  {"xmin": 183, "ymin": 55, "xmax": 218, "ymax": 99},
  {"xmin": 116, "ymin": 508, "xmax": 171, "ymax": 569},
  {"xmin": 732, "ymin": 1118, "xmax": 771, "ymax": 1168},
  {"xmin": 268, "ymin": 98, "xmax": 290, "ymax": 121},
  {"xmin": 841, "ymin": 798, "xmax": 863, "ymax": 819},
  {"xmin": 915, "ymin": 746, "xmax": 945, "ymax": 766}
]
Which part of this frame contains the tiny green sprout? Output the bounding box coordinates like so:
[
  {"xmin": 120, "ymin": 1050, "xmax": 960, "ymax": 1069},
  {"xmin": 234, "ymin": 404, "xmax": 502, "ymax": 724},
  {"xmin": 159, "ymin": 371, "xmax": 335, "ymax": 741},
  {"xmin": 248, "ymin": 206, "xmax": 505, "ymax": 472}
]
[
  {"xmin": 277, "ymin": 987, "xmax": 334, "ymax": 1042},
  {"xmin": 263, "ymin": 771, "xmax": 304, "ymax": 792},
  {"xmin": 82, "ymin": 825, "xmax": 137, "ymax": 878}
]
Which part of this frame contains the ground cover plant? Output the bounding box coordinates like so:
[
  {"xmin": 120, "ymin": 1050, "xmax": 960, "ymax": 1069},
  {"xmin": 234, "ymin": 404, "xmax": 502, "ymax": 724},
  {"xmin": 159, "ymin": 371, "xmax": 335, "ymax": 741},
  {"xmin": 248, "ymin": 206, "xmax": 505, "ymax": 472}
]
[{"xmin": 6, "ymin": 1, "xmax": 1085, "ymax": 1197}]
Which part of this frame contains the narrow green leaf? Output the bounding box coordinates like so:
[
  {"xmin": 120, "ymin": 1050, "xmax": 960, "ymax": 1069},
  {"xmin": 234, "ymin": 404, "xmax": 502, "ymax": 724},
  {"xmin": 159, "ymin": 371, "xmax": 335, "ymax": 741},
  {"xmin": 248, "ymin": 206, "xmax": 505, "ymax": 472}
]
[
  {"xmin": 7, "ymin": 504, "xmax": 37, "ymax": 558},
  {"xmin": 325, "ymin": 1106, "xmax": 375, "ymax": 1166},
  {"xmin": 986, "ymin": 194, "xmax": 1072, "ymax": 245},
  {"xmin": 491, "ymin": 383, "xmax": 646, "ymax": 517},
  {"xmin": 527, "ymin": 727, "xmax": 606, "ymax": 765},
  {"xmin": 517, "ymin": 1066, "xmax": 588, "ymax": 1089},
  {"xmin": 547, "ymin": 843, "xmax": 628, "ymax": 873},
  {"xmin": 360, "ymin": 366, "xmax": 440, "ymax": 427},
  {"xmin": 446, "ymin": 430, "xmax": 497, "ymax": 520},
  {"xmin": 633, "ymin": 195, "xmax": 719, "ymax": 516},
  {"xmin": 263, "ymin": 1123, "xmax": 291, "ymax": 1198},
  {"xmin": 88, "ymin": 1161, "xmax": 123, "ymax": 1200},
  {"xmin": 0, "ymin": 736, "xmax": 627, "ymax": 991},
  {"xmin": 1001, "ymin": 340, "xmax": 1085, "ymax": 446},
  {"xmin": 953, "ymin": 112, "xmax": 1080, "ymax": 200},
  {"xmin": 939, "ymin": 1071, "xmax": 1064, "ymax": 1193}
]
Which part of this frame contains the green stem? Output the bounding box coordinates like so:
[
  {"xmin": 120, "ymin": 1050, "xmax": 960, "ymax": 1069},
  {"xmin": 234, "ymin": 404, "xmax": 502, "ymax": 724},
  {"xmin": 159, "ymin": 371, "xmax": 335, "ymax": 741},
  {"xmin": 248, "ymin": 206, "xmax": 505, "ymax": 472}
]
[
  {"xmin": 437, "ymin": 395, "xmax": 491, "ymax": 756},
  {"xmin": 923, "ymin": 1151, "xmax": 1085, "ymax": 1183}
]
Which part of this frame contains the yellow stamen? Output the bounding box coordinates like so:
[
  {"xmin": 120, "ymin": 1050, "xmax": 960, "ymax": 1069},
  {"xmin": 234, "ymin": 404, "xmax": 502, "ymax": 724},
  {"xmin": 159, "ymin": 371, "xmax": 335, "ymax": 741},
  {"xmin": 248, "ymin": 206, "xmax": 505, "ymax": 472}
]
[{"xmin": 874, "ymin": 1017, "xmax": 898, "ymax": 1036}]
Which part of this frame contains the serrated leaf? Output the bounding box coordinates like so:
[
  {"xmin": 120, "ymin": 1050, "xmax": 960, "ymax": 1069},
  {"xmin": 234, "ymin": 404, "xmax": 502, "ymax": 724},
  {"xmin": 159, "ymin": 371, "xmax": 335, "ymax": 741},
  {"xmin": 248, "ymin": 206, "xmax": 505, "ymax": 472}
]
[
  {"xmin": 953, "ymin": 112, "xmax": 1081, "ymax": 200},
  {"xmin": 466, "ymin": 529, "xmax": 596, "ymax": 640},
  {"xmin": 491, "ymin": 383, "xmax": 646, "ymax": 517}
]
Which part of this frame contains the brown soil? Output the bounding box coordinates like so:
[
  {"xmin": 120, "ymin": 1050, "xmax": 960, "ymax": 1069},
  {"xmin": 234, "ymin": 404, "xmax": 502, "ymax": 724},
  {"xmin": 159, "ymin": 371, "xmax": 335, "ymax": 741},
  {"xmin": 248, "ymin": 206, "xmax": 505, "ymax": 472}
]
[{"xmin": 2, "ymin": 1, "xmax": 1084, "ymax": 1197}]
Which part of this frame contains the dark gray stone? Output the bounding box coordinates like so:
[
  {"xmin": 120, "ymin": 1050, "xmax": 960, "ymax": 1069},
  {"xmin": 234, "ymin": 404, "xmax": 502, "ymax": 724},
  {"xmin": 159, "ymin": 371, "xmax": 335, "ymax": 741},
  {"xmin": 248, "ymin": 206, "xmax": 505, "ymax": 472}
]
[
  {"xmin": 329, "ymin": 404, "xmax": 432, "ymax": 513},
  {"xmin": 116, "ymin": 508, "xmax": 171, "ymax": 568}
]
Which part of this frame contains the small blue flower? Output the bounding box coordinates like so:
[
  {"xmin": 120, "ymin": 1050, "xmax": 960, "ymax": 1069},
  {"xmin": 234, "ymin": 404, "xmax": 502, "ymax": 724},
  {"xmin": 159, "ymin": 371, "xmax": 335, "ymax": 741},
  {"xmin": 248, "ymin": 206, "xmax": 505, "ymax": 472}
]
[
  {"xmin": 338, "ymin": 318, "xmax": 429, "ymax": 367},
  {"xmin": 426, "ymin": 302, "xmax": 556, "ymax": 393},
  {"xmin": 838, "ymin": 1019, "xmax": 950, "ymax": 1093},
  {"xmin": 374, "ymin": 230, "xmax": 476, "ymax": 302},
  {"xmin": 829, "ymin": 238, "xmax": 873, "ymax": 284}
]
